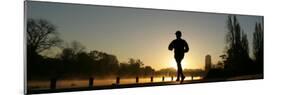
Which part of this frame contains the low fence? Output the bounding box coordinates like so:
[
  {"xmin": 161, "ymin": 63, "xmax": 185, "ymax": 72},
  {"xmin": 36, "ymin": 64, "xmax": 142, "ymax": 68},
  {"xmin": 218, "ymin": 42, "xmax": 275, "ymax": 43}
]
[{"xmin": 49, "ymin": 75, "xmax": 195, "ymax": 89}]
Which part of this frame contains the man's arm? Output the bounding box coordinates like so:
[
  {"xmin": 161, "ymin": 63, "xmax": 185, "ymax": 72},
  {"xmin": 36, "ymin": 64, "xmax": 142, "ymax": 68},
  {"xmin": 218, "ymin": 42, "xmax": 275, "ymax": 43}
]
[
  {"xmin": 168, "ymin": 41, "xmax": 174, "ymax": 51},
  {"xmin": 184, "ymin": 40, "xmax": 189, "ymax": 53}
]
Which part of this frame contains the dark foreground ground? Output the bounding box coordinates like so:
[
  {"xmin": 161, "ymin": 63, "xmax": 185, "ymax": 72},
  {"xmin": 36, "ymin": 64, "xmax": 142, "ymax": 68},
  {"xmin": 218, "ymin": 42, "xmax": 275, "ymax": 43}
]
[{"xmin": 26, "ymin": 74, "xmax": 263, "ymax": 95}]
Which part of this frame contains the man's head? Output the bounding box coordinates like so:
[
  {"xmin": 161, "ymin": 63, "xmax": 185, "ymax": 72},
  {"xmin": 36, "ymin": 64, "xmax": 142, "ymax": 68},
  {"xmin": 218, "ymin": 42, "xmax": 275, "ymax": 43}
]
[{"xmin": 175, "ymin": 30, "xmax": 182, "ymax": 39}]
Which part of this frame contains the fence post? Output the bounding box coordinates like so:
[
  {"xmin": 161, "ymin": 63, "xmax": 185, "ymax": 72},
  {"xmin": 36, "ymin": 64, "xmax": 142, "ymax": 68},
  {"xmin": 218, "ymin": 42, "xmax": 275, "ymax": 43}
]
[
  {"xmin": 89, "ymin": 77, "xmax": 94, "ymax": 87},
  {"xmin": 50, "ymin": 78, "xmax": 57, "ymax": 89},
  {"xmin": 150, "ymin": 76, "xmax": 153, "ymax": 82},
  {"xmin": 116, "ymin": 77, "xmax": 120, "ymax": 85},
  {"xmin": 162, "ymin": 76, "xmax": 165, "ymax": 82},
  {"xmin": 136, "ymin": 77, "xmax": 139, "ymax": 83},
  {"xmin": 191, "ymin": 75, "xmax": 194, "ymax": 81}
]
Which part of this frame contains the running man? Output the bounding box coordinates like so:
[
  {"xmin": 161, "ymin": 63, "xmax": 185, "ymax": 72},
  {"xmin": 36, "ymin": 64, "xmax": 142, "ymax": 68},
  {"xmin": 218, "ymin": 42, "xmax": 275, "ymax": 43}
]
[{"xmin": 168, "ymin": 30, "xmax": 189, "ymax": 83}]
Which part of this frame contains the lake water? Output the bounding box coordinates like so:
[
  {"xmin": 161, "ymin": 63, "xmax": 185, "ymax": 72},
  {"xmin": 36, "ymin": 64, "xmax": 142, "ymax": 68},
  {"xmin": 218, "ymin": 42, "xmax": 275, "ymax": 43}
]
[{"xmin": 27, "ymin": 76, "xmax": 202, "ymax": 90}]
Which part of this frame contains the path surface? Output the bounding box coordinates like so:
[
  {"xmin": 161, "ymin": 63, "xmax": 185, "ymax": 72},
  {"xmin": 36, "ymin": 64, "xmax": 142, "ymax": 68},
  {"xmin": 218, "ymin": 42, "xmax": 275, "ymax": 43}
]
[{"xmin": 27, "ymin": 74, "xmax": 263, "ymax": 94}]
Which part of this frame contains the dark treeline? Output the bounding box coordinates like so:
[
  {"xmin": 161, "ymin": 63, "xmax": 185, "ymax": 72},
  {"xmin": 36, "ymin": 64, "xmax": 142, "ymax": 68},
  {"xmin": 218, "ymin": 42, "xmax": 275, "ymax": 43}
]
[
  {"xmin": 206, "ymin": 15, "xmax": 263, "ymax": 78},
  {"xmin": 118, "ymin": 59, "xmax": 155, "ymax": 77}
]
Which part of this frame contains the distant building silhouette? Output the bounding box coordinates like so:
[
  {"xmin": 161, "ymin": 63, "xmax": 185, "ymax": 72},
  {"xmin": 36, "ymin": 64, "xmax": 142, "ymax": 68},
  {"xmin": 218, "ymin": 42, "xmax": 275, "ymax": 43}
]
[{"xmin": 205, "ymin": 55, "xmax": 212, "ymax": 71}]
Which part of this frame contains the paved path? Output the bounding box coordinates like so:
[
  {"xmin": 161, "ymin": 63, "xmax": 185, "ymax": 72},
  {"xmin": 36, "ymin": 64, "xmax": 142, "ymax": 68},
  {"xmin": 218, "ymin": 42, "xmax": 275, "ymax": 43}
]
[{"xmin": 27, "ymin": 74, "xmax": 263, "ymax": 94}]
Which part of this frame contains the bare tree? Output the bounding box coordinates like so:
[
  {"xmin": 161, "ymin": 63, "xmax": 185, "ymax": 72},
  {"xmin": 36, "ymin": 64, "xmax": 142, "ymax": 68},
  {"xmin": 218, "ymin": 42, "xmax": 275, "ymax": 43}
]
[{"xmin": 27, "ymin": 18, "xmax": 62, "ymax": 54}]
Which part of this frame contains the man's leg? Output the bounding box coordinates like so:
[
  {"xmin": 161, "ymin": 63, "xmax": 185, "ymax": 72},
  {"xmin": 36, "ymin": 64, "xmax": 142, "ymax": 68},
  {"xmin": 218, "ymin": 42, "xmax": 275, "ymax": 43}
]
[
  {"xmin": 176, "ymin": 55, "xmax": 185, "ymax": 83},
  {"xmin": 176, "ymin": 69, "xmax": 180, "ymax": 81},
  {"xmin": 179, "ymin": 64, "xmax": 185, "ymax": 82},
  {"xmin": 176, "ymin": 58, "xmax": 182, "ymax": 81},
  {"xmin": 176, "ymin": 60, "xmax": 180, "ymax": 81},
  {"xmin": 177, "ymin": 60, "xmax": 184, "ymax": 80}
]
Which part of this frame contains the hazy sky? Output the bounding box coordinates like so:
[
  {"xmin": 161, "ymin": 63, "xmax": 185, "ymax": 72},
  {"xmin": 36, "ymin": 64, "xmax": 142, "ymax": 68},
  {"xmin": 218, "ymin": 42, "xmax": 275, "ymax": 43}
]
[{"xmin": 26, "ymin": 1, "xmax": 263, "ymax": 70}]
